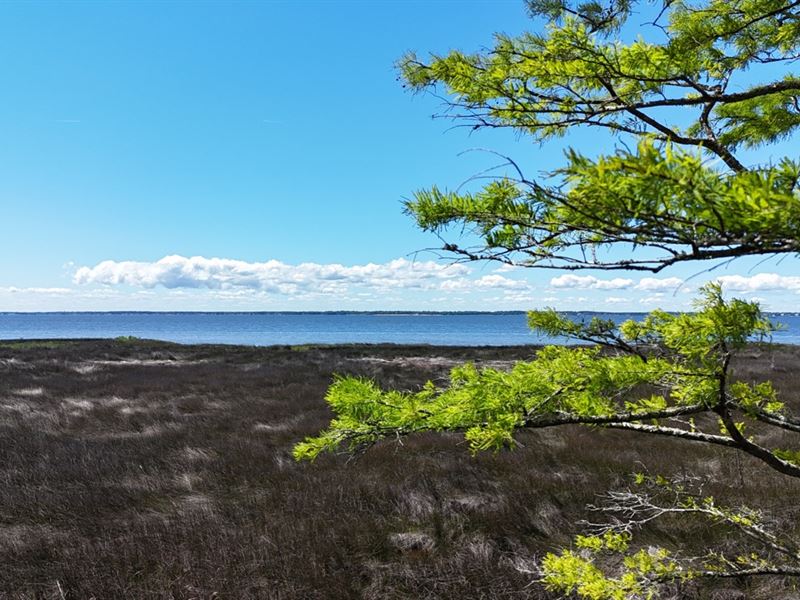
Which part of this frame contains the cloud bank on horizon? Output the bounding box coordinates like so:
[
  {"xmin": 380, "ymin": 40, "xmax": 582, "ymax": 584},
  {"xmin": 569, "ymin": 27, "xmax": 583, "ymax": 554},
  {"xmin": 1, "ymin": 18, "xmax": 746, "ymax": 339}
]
[
  {"xmin": 5, "ymin": 254, "xmax": 772, "ymax": 311},
  {"xmin": 73, "ymin": 255, "xmax": 478, "ymax": 293},
  {"xmin": 50, "ymin": 255, "xmax": 536, "ymax": 311},
  {"xmin": 0, "ymin": 255, "xmax": 797, "ymax": 312}
]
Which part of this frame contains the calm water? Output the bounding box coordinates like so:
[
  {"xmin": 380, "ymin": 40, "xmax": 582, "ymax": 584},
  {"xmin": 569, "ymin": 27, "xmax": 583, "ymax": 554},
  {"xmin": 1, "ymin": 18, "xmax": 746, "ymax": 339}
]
[{"xmin": 1, "ymin": 312, "xmax": 800, "ymax": 346}]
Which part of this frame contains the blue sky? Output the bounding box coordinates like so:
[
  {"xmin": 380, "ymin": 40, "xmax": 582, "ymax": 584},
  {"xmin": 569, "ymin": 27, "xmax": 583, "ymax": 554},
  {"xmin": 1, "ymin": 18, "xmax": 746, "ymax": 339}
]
[{"xmin": 1, "ymin": 1, "xmax": 798, "ymax": 312}]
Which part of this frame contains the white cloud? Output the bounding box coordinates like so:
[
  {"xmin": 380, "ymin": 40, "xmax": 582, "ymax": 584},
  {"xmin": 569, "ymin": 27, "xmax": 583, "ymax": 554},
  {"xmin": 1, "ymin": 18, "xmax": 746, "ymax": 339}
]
[
  {"xmin": 2, "ymin": 287, "xmax": 73, "ymax": 295},
  {"xmin": 500, "ymin": 290, "xmax": 538, "ymax": 303},
  {"xmin": 716, "ymin": 273, "xmax": 800, "ymax": 292},
  {"xmin": 74, "ymin": 255, "xmax": 470, "ymax": 294},
  {"xmin": 550, "ymin": 274, "xmax": 634, "ymax": 290},
  {"xmin": 549, "ymin": 274, "xmax": 687, "ymax": 292},
  {"xmin": 640, "ymin": 294, "xmax": 666, "ymax": 305},
  {"xmin": 475, "ymin": 274, "xmax": 530, "ymax": 290},
  {"xmin": 605, "ymin": 297, "xmax": 628, "ymax": 304},
  {"xmin": 635, "ymin": 277, "xmax": 684, "ymax": 291},
  {"xmin": 439, "ymin": 280, "xmax": 469, "ymax": 291},
  {"xmin": 494, "ymin": 264, "xmax": 523, "ymax": 273},
  {"xmin": 440, "ymin": 273, "xmax": 529, "ymax": 291}
]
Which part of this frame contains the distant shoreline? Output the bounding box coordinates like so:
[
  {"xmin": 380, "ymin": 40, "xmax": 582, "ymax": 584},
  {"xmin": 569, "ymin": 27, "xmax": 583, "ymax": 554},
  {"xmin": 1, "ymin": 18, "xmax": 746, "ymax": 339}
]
[
  {"xmin": 0, "ymin": 338, "xmax": 544, "ymax": 349},
  {"xmin": 2, "ymin": 310, "xmax": 799, "ymax": 316},
  {"xmin": 0, "ymin": 338, "xmax": 792, "ymax": 352}
]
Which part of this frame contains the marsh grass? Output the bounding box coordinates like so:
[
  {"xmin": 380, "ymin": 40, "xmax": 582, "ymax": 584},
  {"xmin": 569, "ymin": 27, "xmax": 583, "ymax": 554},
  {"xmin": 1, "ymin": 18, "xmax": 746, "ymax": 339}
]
[{"xmin": 0, "ymin": 339, "xmax": 799, "ymax": 598}]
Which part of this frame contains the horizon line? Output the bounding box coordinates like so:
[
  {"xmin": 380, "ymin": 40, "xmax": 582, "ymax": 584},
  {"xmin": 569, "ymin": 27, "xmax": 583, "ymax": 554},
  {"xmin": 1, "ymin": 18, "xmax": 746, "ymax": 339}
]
[{"xmin": 1, "ymin": 310, "xmax": 799, "ymax": 316}]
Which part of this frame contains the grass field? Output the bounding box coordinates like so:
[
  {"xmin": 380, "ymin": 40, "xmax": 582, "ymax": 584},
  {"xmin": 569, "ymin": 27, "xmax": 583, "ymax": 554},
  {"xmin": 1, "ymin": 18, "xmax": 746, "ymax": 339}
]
[{"xmin": 1, "ymin": 339, "xmax": 799, "ymax": 599}]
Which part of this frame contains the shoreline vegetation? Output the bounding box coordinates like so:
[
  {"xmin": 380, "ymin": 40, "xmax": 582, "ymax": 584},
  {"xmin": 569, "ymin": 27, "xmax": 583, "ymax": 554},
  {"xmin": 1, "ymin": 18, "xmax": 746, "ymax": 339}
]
[{"xmin": 2, "ymin": 339, "xmax": 799, "ymax": 598}]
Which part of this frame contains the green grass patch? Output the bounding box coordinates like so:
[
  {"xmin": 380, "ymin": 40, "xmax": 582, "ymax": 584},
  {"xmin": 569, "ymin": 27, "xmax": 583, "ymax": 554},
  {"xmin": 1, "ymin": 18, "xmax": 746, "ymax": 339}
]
[{"xmin": 0, "ymin": 339, "xmax": 78, "ymax": 350}]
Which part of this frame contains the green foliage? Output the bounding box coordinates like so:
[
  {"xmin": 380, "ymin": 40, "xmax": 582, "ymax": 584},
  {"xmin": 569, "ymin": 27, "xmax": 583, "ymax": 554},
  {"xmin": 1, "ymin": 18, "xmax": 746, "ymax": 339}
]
[
  {"xmin": 294, "ymin": 285, "xmax": 773, "ymax": 461},
  {"xmin": 542, "ymin": 536, "xmax": 678, "ymax": 600},
  {"xmin": 715, "ymin": 86, "xmax": 800, "ymax": 149},
  {"xmin": 774, "ymin": 448, "xmax": 800, "ymax": 466},
  {"xmin": 531, "ymin": 282, "xmax": 773, "ymax": 361},
  {"xmin": 398, "ymin": 0, "xmax": 800, "ymax": 271},
  {"xmin": 730, "ymin": 380, "xmax": 784, "ymax": 414},
  {"xmin": 576, "ymin": 531, "xmax": 631, "ymax": 553},
  {"xmin": 541, "ymin": 474, "xmax": 800, "ymax": 599}
]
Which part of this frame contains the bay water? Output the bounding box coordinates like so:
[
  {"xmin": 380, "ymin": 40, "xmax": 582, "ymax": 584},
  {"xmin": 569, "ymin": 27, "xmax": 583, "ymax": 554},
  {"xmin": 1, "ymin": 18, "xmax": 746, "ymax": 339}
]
[{"xmin": 2, "ymin": 311, "xmax": 800, "ymax": 346}]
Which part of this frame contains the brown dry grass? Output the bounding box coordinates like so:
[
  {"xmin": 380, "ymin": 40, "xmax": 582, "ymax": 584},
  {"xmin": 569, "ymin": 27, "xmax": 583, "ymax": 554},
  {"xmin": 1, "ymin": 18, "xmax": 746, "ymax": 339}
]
[{"xmin": 0, "ymin": 339, "xmax": 799, "ymax": 599}]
